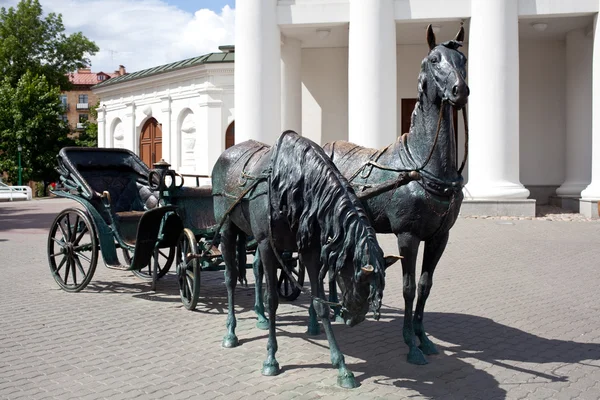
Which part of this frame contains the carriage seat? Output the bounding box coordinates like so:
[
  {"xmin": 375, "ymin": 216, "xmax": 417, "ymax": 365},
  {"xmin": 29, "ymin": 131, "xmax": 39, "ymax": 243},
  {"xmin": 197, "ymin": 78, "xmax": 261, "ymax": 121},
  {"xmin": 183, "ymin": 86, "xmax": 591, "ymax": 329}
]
[{"xmin": 80, "ymin": 169, "xmax": 159, "ymax": 242}]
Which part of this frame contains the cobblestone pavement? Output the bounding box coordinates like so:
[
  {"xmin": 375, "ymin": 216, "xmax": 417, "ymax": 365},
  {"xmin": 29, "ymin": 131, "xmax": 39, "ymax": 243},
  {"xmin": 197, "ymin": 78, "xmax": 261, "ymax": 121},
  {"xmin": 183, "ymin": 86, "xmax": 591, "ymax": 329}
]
[{"xmin": 1, "ymin": 198, "xmax": 600, "ymax": 400}]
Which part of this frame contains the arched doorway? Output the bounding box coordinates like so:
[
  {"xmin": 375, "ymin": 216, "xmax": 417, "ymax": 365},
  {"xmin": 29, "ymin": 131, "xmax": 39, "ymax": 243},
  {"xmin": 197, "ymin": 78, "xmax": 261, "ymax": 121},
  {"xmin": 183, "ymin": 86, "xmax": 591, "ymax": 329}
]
[
  {"xmin": 225, "ymin": 121, "xmax": 235, "ymax": 149},
  {"xmin": 140, "ymin": 118, "xmax": 162, "ymax": 167}
]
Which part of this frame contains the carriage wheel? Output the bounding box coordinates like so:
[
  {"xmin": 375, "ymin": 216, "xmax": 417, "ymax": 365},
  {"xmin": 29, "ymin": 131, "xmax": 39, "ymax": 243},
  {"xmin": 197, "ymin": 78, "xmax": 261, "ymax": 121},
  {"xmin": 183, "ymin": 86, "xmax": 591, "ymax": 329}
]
[
  {"xmin": 177, "ymin": 228, "xmax": 200, "ymax": 310},
  {"xmin": 124, "ymin": 246, "xmax": 175, "ymax": 281},
  {"xmin": 47, "ymin": 208, "xmax": 98, "ymax": 292},
  {"xmin": 277, "ymin": 256, "xmax": 305, "ymax": 301}
]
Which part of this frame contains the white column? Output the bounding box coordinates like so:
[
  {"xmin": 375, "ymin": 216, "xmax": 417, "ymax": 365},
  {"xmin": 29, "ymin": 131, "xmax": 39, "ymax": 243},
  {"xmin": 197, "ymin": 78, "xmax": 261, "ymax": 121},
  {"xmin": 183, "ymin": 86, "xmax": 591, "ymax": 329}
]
[
  {"xmin": 97, "ymin": 105, "xmax": 106, "ymax": 148},
  {"xmin": 235, "ymin": 0, "xmax": 280, "ymax": 144},
  {"xmin": 557, "ymin": 29, "xmax": 593, "ymax": 197},
  {"xmin": 197, "ymin": 93, "xmax": 223, "ymax": 176},
  {"xmin": 124, "ymin": 102, "xmax": 137, "ymax": 153},
  {"xmin": 348, "ymin": 0, "xmax": 396, "ymax": 148},
  {"xmin": 580, "ymin": 14, "xmax": 600, "ymax": 201},
  {"xmin": 160, "ymin": 96, "xmax": 172, "ymax": 164},
  {"xmin": 464, "ymin": 0, "xmax": 529, "ymax": 199},
  {"xmin": 281, "ymin": 36, "xmax": 302, "ymax": 133}
]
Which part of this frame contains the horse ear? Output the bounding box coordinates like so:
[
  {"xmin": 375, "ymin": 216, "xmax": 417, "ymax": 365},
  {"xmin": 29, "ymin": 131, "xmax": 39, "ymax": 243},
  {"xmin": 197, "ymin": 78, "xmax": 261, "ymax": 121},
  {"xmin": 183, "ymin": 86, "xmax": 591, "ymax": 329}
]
[
  {"xmin": 384, "ymin": 255, "xmax": 402, "ymax": 269},
  {"xmin": 426, "ymin": 24, "xmax": 436, "ymax": 50},
  {"xmin": 359, "ymin": 265, "xmax": 374, "ymax": 281},
  {"xmin": 454, "ymin": 24, "xmax": 465, "ymax": 42}
]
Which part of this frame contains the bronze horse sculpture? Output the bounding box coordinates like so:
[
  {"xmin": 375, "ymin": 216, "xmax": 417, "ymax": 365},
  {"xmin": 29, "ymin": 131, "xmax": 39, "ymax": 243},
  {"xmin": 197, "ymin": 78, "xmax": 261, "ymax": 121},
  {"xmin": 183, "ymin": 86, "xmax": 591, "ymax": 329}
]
[
  {"xmin": 323, "ymin": 25, "xmax": 469, "ymax": 365},
  {"xmin": 211, "ymin": 131, "xmax": 387, "ymax": 388}
]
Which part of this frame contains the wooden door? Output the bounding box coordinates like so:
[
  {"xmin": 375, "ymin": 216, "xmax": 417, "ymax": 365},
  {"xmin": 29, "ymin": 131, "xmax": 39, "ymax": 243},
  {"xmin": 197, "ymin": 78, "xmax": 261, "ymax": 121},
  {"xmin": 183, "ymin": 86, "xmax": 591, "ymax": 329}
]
[
  {"xmin": 225, "ymin": 121, "xmax": 235, "ymax": 149},
  {"xmin": 140, "ymin": 118, "xmax": 162, "ymax": 167},
  {"xmin": 401, "ymin": 98, "xmax": 458, "ymax": 135}
]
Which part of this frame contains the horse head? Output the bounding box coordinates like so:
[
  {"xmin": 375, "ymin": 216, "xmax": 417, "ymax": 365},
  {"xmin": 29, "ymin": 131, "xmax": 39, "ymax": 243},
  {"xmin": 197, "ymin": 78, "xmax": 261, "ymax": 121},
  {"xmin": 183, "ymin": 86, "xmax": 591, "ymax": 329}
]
[
  {"xmin": 418, "ymin": 24, "xmax": 469, "ymax": 109},
  {"xmin": 335, "ymin": 240, "xmax": 386, "ymax": 327}
]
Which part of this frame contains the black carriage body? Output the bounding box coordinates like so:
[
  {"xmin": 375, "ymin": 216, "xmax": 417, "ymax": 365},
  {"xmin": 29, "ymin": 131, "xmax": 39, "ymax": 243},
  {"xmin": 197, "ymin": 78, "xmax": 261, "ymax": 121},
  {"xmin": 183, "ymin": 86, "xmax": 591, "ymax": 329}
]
[{"xmin": 54, "ymin": 147, "xmax": 182, "ymax": 272}]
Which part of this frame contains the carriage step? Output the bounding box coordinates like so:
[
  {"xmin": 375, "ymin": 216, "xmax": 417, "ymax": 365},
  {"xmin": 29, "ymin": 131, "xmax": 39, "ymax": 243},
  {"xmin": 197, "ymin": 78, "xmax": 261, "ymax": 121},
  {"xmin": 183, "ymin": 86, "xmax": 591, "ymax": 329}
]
[{"xmin": 105, "ymin": 264, "xmax": 131, "ymax": 271}]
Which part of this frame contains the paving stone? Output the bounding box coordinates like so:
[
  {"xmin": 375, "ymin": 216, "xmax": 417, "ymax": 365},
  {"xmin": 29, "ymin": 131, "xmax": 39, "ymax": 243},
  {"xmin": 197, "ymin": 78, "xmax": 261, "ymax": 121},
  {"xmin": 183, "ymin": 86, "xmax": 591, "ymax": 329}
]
[{"xmin": 1, "ymin": 199, "xmax": 600, "ymax": 400}]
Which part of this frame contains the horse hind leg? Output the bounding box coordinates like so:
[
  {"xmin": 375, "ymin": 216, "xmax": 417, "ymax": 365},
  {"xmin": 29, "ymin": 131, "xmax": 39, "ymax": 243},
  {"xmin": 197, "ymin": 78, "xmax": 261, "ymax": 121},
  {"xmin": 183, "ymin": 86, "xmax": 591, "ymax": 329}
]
[
  {"xmin": 398, "ymin": 233, "xmax": 428, "ymax": 365},
  {"xmin": 413, "ymin": 233, "xmax": 449, "ymax": 356},
  {"xmin": 252, "ymin": 249, "xmax": 269, "ymax": 330},
  {"xmin": 221, "ymin": 221, "xmax": 241, "ymax": 348},
  {"xmin": 302, "ymin": 250, "xmax": 357, "ymax": 389}
]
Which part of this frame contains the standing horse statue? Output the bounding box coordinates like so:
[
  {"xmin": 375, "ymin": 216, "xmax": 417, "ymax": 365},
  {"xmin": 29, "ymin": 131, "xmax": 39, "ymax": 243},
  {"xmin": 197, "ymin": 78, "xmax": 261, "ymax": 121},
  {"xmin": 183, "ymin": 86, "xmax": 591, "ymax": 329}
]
[
  {"xmin": 323, "ymin": 25, "xmax": 469, "ymax": 365},
  {"xmin": 211, "ymin": 131, "xmax": 387, "ymax": 388}
]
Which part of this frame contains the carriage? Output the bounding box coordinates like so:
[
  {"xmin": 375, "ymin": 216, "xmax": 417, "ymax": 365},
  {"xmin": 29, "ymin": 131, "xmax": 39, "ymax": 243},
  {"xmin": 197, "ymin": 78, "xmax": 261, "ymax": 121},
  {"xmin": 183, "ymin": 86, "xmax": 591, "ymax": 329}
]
[{"xmin": 47, "ymin": 147, "xmax": 304, "ymax": 310}]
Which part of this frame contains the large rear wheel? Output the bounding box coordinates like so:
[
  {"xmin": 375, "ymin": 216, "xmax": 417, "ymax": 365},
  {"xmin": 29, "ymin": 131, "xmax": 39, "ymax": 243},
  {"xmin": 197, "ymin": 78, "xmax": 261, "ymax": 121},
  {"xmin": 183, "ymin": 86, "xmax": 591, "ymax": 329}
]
[
  {"xmin": 177, "ymin": 228, "xmax": 200, "ymax": 310},
  {"xmin": 47, "ymin": 208, "xmax": 98, "ymax": 292}
]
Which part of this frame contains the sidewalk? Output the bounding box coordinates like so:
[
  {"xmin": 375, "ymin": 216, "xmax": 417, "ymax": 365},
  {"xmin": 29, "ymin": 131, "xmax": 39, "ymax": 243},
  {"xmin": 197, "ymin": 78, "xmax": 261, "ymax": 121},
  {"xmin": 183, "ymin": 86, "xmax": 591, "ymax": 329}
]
[{"xmin": 1, "ymin": 198, "xmax": 599, "ymax": 399}]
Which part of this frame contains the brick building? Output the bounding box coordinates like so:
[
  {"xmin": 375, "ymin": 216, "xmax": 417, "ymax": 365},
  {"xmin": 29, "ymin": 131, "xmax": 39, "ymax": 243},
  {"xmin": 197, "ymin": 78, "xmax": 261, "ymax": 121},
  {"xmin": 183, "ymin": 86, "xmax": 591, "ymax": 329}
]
[{"xmin": 61, "ymin": 66, "xmax": 126, "ymax": 132}]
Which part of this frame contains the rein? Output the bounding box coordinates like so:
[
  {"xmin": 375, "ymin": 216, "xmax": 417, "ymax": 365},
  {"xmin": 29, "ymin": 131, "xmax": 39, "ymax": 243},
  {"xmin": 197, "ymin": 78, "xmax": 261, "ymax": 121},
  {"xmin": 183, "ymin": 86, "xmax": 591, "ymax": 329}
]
[{"xmin": 349, "ymin": 100, "xmax": 469, "ymax": 200}]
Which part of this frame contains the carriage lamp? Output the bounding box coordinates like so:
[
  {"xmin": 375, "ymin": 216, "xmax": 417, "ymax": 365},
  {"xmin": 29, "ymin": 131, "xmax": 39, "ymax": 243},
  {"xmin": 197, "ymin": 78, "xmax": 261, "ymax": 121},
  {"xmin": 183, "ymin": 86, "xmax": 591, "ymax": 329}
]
[{"xmin": 17, "ymin": 144, "xmax": 22, "ymax": 186}]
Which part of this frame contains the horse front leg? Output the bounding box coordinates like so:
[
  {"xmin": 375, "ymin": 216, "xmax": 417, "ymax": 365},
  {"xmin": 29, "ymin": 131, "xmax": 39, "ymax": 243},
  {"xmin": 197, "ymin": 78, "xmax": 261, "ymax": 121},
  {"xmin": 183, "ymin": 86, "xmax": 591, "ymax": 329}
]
[
  {"xmin": 258, "ymin": 241, "xmax": 281, "ymax": 376},
  {"xmin": 398, "ymin": 233, "xmax": 427, "ymax": 365},
  {"xmin": 252, "ymin": 249, "xmax": 269, "ymax": 330},
  {"xmin": 302, "ymin": 252, "xmax": 357, "ymax": 389},
  {"xmin": 413, "ymin": 232, "xmax": 448, "ymax": 356},
  {"xmin": 221, "ymin": 224, "xmax": 239, "ymax": 348}
]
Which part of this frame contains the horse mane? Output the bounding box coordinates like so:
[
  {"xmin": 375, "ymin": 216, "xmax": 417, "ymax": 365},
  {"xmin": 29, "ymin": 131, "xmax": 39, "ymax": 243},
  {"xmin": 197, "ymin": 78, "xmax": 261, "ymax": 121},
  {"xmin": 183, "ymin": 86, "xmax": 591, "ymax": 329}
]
[{"xmin": 270, "ymin": 131, "xmax": 383, "ymax": 278}]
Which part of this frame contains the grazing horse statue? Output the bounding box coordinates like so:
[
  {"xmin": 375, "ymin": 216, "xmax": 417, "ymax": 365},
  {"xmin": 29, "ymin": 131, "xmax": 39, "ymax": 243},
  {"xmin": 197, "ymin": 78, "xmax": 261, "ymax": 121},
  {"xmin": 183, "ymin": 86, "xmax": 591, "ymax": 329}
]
[
  {"xmin": 323, "ymin": 25, "xmax": 469, "ymax": 365},
  {"xmin": 211, "ymin": 131, "xmax": 387, "ymax": 388}
]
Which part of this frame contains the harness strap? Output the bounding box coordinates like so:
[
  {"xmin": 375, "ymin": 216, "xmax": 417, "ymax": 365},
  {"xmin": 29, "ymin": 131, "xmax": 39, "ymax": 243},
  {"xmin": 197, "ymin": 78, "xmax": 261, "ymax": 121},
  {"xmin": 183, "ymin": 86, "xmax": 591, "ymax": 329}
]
[{"xmin": 458, "ymin": 105, "xmax": 468, "ymax": 175}]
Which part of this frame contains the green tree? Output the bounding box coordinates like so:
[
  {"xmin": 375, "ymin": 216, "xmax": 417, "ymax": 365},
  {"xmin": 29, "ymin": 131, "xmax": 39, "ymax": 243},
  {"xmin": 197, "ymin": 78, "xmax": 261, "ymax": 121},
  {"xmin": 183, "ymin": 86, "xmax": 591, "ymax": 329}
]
[
  {"xmin": 0, "ymin": 0, "xmax": 99, "ymax": 90},
  {"xmin": 0, "ymin": 71, "xmax": 72, "ymax": 184},
  {"xmin": 76, "ymin": 101, "xmax": 98, "ymax": 147}
]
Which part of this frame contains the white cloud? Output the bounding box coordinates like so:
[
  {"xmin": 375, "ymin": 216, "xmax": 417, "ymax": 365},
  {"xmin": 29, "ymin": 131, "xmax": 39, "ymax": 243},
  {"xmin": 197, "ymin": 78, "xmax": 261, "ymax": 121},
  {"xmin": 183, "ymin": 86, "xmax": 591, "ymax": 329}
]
[{"xmin": 1, "ymin": 0, "xmax": 235, "ymax": 73}]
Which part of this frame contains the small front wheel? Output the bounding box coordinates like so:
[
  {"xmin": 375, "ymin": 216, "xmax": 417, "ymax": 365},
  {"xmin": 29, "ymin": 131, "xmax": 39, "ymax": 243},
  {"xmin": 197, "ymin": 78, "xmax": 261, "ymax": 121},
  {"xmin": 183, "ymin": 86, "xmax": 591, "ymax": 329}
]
[
  {"xmin": 47, "ymin": 208, "xmax": 98, "ymax": 292},
  {"xmin": 177, "ymin": 228, "xmax": 200, "ymax": 310},
  {"xmin": 277, "ymin": 255, "xmax": 305, "ymax": 301},
  {"xmin": 125, "ymin": 246, "xmax": 175, "ymax": 281}
]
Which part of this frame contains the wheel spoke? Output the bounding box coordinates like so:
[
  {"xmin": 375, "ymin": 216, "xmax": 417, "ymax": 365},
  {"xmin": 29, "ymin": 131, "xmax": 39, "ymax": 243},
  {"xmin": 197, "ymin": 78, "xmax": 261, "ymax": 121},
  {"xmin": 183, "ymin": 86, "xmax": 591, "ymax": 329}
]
[
  {"xmin": 74, "ymin": 255, "xmax": 87, "ymax": 275},
  {"xmin": 65, "ymin": 214, "xmax": 72, "ymax": 241},
  {"xmin": 71, "ymin": 259, "xmax": 78, "ymax": 286},
  {"xmin": 73, "ymin": 224, "xmax": 88, "ymax": 246},
  {"xmin": 64, "ymin": 256, "xmax": 71, "ymax": 283},
  {"xmin": 57, "ymin": 220, "xmax": 69, "ymax": 242},
  {"xmin": 51, "ymin": 237, "xmax": 67, "ymax": 249},
  {"xmin": 55, "ymin": 255, "xmax": 68, "ymax": 273},
  {"xmin": 186, "ymin": 276, "xmax": 193, "ymax": 298},
  {"xmin": 71, "ymin": 214, "xmax": 80, "ymax": 241}
]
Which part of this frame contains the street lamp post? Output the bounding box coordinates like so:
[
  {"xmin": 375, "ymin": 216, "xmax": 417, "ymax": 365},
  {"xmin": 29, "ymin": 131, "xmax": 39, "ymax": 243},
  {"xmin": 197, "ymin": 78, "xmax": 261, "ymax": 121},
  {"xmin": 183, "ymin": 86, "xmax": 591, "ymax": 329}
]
[{"xmin": 17, "ymin": 144, "xmax": 22, "ymax": 186}]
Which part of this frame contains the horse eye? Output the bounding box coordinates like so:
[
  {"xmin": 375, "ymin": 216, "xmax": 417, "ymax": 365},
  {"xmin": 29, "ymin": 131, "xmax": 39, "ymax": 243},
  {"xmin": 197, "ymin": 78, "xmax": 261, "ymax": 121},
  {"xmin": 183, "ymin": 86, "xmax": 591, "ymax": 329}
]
[{"xmin": 430, "ymin": 54, "xmax": 440, "ymax": 64}]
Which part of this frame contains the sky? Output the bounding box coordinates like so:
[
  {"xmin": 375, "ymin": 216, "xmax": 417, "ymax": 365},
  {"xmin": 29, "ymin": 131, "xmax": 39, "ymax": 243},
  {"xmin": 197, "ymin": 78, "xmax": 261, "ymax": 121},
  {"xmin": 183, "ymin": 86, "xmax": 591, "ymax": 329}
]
[{"xmin": 0, "ymin": 0, "xmax": 236, "ymax": 73}]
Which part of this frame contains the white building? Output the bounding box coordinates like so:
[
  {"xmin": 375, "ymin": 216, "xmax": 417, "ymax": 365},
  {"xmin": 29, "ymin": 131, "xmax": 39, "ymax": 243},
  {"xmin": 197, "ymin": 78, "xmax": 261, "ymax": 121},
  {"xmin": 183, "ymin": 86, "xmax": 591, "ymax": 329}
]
[
  {"xmin": 93, "ymin": 48, "xmax": 235, "ymax": 182},
  {"xmin": 95, "ymin": 0, "xmax": 600, "ymax": 218}
]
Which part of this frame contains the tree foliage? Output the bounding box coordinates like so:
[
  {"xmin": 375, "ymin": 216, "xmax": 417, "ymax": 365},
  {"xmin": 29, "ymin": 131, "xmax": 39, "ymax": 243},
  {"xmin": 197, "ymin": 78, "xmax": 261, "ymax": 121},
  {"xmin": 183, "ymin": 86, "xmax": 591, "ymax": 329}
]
[
  {"xmin": 0, "ymin": 72, "xmax": 73, "ymax": 183},
  {"xmin": 0, "ymin": 0, "xmax": 99, "ymax": 185},
  {"xmin": 76, "ymin": 101, "xmax": 99, "ymax": 148},
  {"xmin": 0, "ymin": 0, "xmax": 99, "ymax": 90}
]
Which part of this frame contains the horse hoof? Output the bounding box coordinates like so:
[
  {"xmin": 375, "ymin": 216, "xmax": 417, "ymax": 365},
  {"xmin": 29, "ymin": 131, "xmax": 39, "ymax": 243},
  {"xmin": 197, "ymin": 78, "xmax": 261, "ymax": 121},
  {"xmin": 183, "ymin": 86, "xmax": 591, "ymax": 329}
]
[
  {"xmin": 222, "ymin": 334, "xmax": 239, "ymax": 348},
  {"xmin": 256, "ymin": 319, "xmax": 269, "ymax": 330},
  {"xmin": 419, "ymin": 340, "xmax": 439, "ymax": 356},
  {"xmin": 407, "ymin": 347, "xmax": 428, "ymax": 365},
  {"xmin": 261, "ymin": 361, "xmax": 280, "ymax": 376},
  {"xmin": 337, "ymin": 371, "xmax": 358, "ymax": 389}
]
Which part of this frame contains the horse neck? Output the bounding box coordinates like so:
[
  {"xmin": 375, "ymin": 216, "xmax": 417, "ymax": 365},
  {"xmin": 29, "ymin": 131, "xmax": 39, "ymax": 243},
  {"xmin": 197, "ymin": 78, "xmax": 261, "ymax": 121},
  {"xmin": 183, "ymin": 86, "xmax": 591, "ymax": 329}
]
[{"xmin": 403, "ymin": 99, "xmax": 458, "ymax": 179}]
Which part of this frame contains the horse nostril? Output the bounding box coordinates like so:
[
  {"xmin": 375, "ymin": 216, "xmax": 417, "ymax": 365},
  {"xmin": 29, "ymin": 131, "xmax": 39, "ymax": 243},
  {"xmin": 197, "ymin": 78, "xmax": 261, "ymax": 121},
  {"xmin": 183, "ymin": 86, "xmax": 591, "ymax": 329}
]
[{"xmin": 452, "ymin": 85, "xmax": 459, "ymax": 97}]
